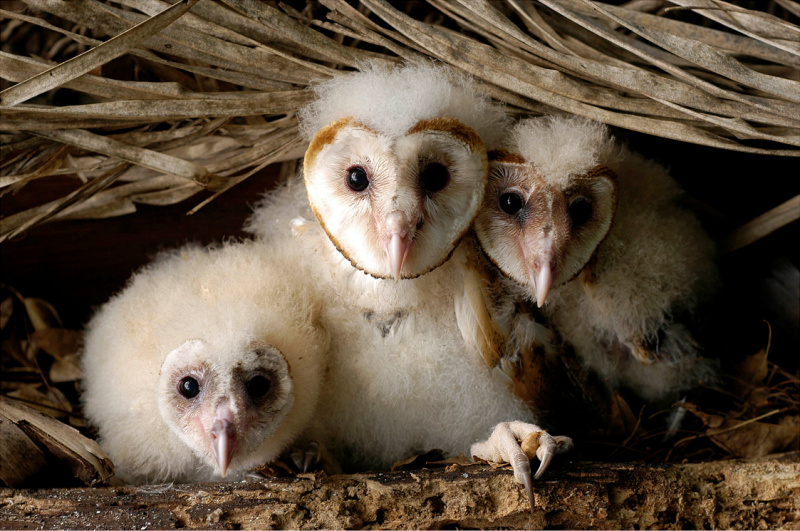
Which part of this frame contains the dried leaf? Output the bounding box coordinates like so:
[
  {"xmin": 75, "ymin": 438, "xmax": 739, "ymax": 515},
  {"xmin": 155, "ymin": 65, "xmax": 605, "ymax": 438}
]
[
  {"xmin": 730, "ymin": 322, "xmax": 773, "ymax": 399},
  {"xmin": 30, "ymin": 328, "xmax": 83, "ymax": 360},
  {"xmin": 250, "ymin": 458, "xmax": 297, "ymax": 478},
  {"xmin": 219, "ymin": 0, "xmax": 366, "ymax": 68},
  {"xmin": 49, "ymin": 355, "xmax": 83, "ymax": 384},
  {"xmin": 22, "ymin": 297, "xmax": 62, "ymax": 331},
  {"xmin": 389, "ymin": 449, "xmax": 447, "ymax": 471},
  {"xmin": 0, "ymin": 297, "xmax": 12, "ymax": 330},
  {"xmin": 427, "ymin": 454, "xmax": 474, "ymax": 467},
  {"xmin": 711, "ymin": 415, "xmax": 799, "ymax": 458},
  {"xmin": 7, "ymin": 385, "xmax": 73, "ymax": 418},
  {"xmin": 734, "ymin": 350, "xmax": 770, "ymax": 394},
  {"xmin": 0, "ymin": 337, "xmax": 30, "ymax": 369},
  {"xmin": 682, "ymin": 404, "xmax": 800, "ymax": 458},
  {"xmin": 607, "ymin": 389, "xmax": 639, "ymax": 438}
]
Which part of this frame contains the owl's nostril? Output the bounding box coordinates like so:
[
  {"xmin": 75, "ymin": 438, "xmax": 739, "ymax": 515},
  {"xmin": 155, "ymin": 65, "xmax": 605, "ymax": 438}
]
[{"xmin": 384, "ymin": 210, "xmax": 409, "ymax": 238}]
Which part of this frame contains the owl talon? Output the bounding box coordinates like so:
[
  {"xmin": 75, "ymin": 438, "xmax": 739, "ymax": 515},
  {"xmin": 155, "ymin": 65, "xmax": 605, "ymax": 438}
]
[
  {"xmin": 512, "ymin": 451, "xmax": 535, "ymax": 512},
  {"xmin": 471, "ymin": 421, "xmax": 573, "ymax": 513},
  {"xmin": 289, "ymin": 440, "xmax": 321, "ymax": 473},
  {"xmin": 533, "ymin": 434, "xmax": 555, "ymax": 480}
]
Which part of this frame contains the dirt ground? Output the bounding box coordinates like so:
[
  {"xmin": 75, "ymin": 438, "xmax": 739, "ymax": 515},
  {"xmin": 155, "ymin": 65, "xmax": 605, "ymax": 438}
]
[{"xmin": 1, "ymin": 452, "xmax": 798, "ymax": 530}]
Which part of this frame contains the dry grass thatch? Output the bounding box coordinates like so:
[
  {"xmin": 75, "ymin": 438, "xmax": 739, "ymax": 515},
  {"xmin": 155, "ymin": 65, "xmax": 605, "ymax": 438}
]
[{"xmin": 1, "ymin": 0, "xmax": 799, "ymax": 242}]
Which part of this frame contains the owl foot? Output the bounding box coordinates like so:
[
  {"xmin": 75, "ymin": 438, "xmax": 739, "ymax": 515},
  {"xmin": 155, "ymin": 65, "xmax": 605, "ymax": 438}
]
[
  {"xmin": 470, "ymin": 421, "xmax": 573, "ymax": 512},
  {"xmin": 289, "ymin": 440, "xmax": 322, "ymax": 473}
]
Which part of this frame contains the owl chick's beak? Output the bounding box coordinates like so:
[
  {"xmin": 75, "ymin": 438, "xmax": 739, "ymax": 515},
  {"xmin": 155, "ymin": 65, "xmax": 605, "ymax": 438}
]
[
  {"xmin": 210, "ymin": 403, "xmax": 236, "ymax": 477},
  {"xmin": 529, "ymin": 262, "xmax": 552, "ymax": 308},
  {"xmin": 383, "ymin": 210, "xmax": 414, "ymax": 280},
  {"xmin": 522, "ymin": 234, "xmax": 555, "ymax": 308}
]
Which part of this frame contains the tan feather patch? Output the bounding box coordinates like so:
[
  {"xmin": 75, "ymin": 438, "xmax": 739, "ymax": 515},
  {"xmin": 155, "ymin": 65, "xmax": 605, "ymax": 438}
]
[
  {"xmin": 407, "ymin": 116, "xmax": 484, "ymax": 152},
  {"xmin": 488, "ymin": 149, "xmax": 526, "ymax": 164},
  {"xmin": 304, "ymin": 117, "xmax": 377, "ymax": 175},
  {"xmin": 462, "ymin": 261, "xmax": 503, "ymax": 369}
]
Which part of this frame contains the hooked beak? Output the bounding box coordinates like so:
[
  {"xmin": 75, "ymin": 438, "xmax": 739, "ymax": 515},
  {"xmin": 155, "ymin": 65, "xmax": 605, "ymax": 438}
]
[
  {"xmin": 210, "ymin": 405, "xmax": 236, "ymax": 477},
  {"xmin": 528, "ymin": 262, "xmax": 553, "ymax": 308},
  {"xmin": 383, "ymin": 210, "xmax": 413, "ymax": 280},
  {"xmin": 522, "ymin": 233, "xmax": 555, "ymax": 308}
]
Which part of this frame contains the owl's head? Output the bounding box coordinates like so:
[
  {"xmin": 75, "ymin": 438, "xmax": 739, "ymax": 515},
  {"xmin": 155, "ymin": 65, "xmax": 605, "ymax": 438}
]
[
  {"xmin": 474, "ymin": 116, "xmax": 619, "ymax": 305},
  {"xmin": 300, "ymin": 62, "xmax": 509, "ymax": 280},
  {"xmin": 158, "ymin": 338, "xmax": 295, "ymax": 478}
]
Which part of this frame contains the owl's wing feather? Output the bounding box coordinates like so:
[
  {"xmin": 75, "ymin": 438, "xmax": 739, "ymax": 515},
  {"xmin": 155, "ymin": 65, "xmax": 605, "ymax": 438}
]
[{"xmin": 455, "ymin": 258, "xmax": 504, "ymax": 369}]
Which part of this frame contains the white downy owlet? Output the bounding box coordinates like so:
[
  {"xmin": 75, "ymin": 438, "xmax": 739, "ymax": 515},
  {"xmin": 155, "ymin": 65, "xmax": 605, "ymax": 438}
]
[
  {"xmin": 81, "ymin": 241, "xmax": 329, "ymax": 483},
  {"xmin": 246, "ymin": 63, "xmax": 572, "ymax": 504},
  {"xmin": 474, "ymin": 115, "xmax": 720, "ymax": 407}
]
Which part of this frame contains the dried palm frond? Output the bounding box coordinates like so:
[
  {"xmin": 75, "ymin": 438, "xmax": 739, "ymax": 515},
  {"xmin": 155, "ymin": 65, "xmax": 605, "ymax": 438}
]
[{"xmin": 1, "ymin": 0, "xmax": 798, "ymax": 240}]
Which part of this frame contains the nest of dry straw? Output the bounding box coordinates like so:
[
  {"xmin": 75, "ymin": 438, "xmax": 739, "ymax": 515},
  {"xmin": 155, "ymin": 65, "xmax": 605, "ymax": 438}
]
[{"xmin": 2, "ymin": 0, "xmax": 799, "ymax": 244}]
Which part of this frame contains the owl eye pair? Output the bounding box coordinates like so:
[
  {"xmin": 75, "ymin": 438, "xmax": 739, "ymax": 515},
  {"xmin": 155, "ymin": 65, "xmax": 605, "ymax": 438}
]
[
  {"xmin": 345, "ymin": 163, "xmax": 450, "ymax": 194},
  {"xmin": 497, "ymin": 192, "xmax": 593, "ymax": 228},
  {"xmin": 177, "ymin": 375, "xmax": 272, "ymax": 400}
]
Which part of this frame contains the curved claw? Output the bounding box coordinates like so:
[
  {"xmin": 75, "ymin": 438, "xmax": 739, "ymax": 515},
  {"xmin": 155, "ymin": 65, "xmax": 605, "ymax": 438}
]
[
  {"xmin": 289, "ymin": 441, "xmax": 321, "ymax": 473},
  {"xmin": 533, "ymin": 433, "xmax": 557, "ymax": 480},
  {"xmin": 472, "ymin": 422, "xmax": 574, "ymax": 514},
  {"xmin": 534, "ymin": 434, "xmax": 575, "ymax": 479},
  {"xmin": 246, "ymin": 470, "xmax": 267, "ymax": 480},
  {"xmin": 512, "ymin": 452, "xmax": 535, "ymax": 513},
  {"xmin": 302, "ymin": 441, "xmax": 321, "ymax": 472}
]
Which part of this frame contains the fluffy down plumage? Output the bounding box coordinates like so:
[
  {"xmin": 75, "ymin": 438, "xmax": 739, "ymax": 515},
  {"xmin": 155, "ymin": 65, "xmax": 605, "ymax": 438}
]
[
  {"xmin": 249, "ymin": 179, "xmax": 535, "ymax": 471},
  {"xmin": 81, "ymin": 241, "xmax": 329, "ymax": 483},
  {"xmin": 298, "ymin": 61, "xmax": 509, "ymax": 149},
  {"xmin": 246, "ymin": 61, "xmax": 542, "ymax": 472},
  {"xmin": 475, "ymin": 115, "xmax": 720, "ymax": 404}
]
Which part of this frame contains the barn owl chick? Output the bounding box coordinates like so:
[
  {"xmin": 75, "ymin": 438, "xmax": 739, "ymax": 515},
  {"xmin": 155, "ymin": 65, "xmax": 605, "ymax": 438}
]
[
  {"xmin": 296, "ymin": 61, "xmax": 508, "ymax": 280},
  {"xmin": 81, "ymin": 241, "xmax": 329, "ymax": 484},
  {"xmin": 474, "ymin": 115, "xmax": 720, "ymax": 404},
  {"xmin": 247, "ymin": 63, "xmax": 569, "ymax": 498}
]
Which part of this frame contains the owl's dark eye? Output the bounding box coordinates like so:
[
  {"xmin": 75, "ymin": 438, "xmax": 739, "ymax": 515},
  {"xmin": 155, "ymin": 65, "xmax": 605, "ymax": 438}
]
[
  {"xmin": 346, "ymin": 167, "xmax": 369, "ymax": 192},
  {"xmin": 499, "ymin": 192, "xmax": 524, "ymax": 215},
  {"xmin": 246, "ymin": 375, "xmax": 272, "ymax": 399},
  {"xmin": 569, "ymin": 197, "xmax": 593, "ymax": 229},
  {"xmin": 420, "ymin": 162, "xmax": 449, "ymax": 194},
  {"xmin": 179, "ymin": 377, "xmax": 200, "ymax": 399}
]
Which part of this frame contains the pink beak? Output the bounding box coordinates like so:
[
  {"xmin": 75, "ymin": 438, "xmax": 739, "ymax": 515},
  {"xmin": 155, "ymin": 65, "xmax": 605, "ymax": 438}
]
[
  {"xmin": 210, "ymin": 404, "xmax": 236, "ymax": 477},
  {"xmin": 528, "ymin": 262, "xmax": 553, "ymax": 308},
  {"xmin": 383, "ymin": 210, "xmax": 413, "ymax": 280},
  {"xmin": 523, "ymin": 234, "xmax": 555, "ymax": 308}
]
